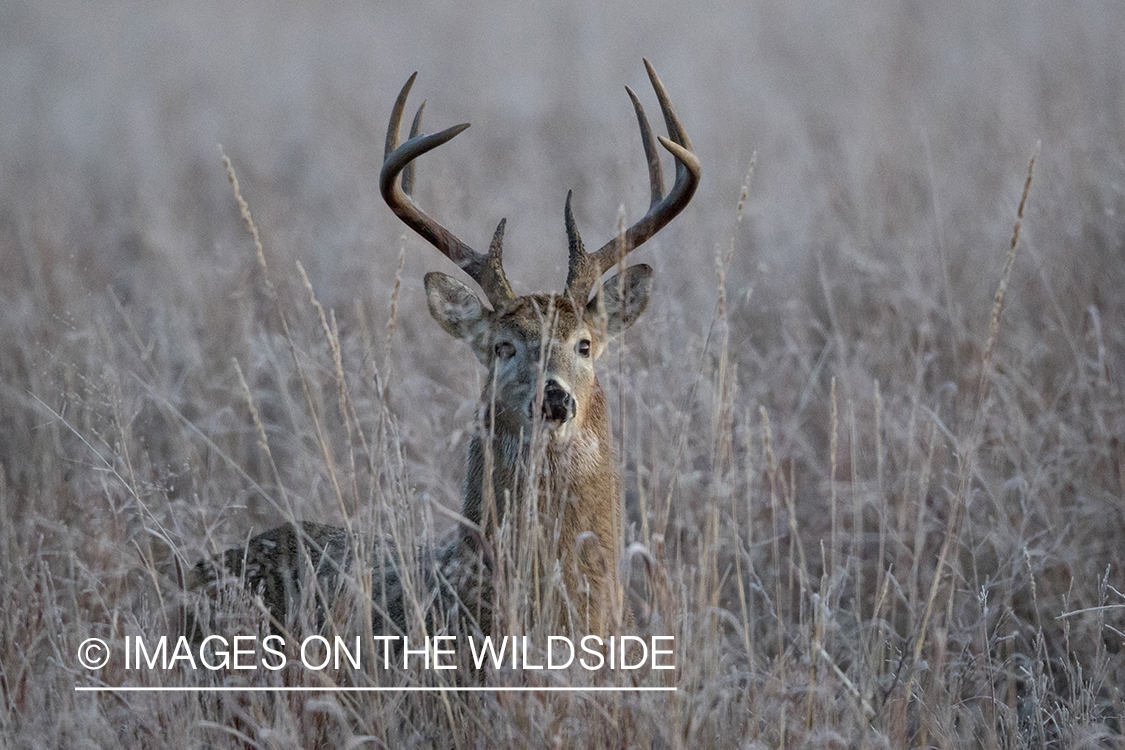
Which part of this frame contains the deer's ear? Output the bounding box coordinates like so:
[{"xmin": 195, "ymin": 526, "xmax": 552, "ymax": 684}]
[
  {"xmin": 425, "ymin": 272, "xmax": 489, "ymax": 341},
  {"xmin": 587, "ymin": 264, "xmax": 653, "ymax": 335}
]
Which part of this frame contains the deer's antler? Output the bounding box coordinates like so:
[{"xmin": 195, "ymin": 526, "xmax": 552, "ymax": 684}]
[
  {"xmin": 380, "ymin": 73, "xmax": 517, "ymax": 308},
  {"xmin": 565, "ymin": 59, "xmax": 701, "ymax": 302}
]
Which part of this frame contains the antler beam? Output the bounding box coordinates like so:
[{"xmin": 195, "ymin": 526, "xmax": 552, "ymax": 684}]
[
  {"xmin": 565, "ymin": 59, "xmax": 701, "ymax": 302},
  {"xmin": 380, "ymin": 73, "xmax": 517, "ymax": 308}
]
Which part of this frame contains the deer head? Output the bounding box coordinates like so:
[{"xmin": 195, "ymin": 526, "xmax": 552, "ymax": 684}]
[{"xmin": 380, "ymin": 60, "xmax": 699, "ymax": 446}]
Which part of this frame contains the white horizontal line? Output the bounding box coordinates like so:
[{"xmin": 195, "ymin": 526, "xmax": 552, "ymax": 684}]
[{"xmin": 76, "ymin": 686, "xmax": 675, "ymax": 693}]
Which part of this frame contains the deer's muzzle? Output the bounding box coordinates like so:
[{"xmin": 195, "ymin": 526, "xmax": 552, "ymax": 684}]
[{"xmin": 542, "ymin": 380, "xmax": 575, "ymax": 423}]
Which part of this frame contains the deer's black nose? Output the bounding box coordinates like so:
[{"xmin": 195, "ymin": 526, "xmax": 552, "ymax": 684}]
[{"xmin": 542, "ymin": 381, "xmax": 575, "ymax": 422}]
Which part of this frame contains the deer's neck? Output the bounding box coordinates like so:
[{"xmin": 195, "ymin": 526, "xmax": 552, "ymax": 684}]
[{"xmin": 459, "ymin": 385, "xmax": 624, "ymax": 634}]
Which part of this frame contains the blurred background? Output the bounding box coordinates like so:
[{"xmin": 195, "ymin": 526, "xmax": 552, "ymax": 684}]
[{"xmin": 5, "ymin": 0, "xmax": 1121, "ymax": 312}]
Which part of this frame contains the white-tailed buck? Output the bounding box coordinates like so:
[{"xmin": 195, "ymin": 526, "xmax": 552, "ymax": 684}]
[{"xmin": 192, "ymin": 60, "xmax": 699, "ymax": 641}]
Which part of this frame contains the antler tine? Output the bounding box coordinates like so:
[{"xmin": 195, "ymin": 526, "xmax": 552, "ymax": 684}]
[
  {"xmin": 400, "ymin": 100, "xmax": 425, "ymax": 196},
  {"xmin": 625, "ymin": 85, "xmax": 664, "ymax": 208},
  {"xmin": 564, "ymin": 190, "xmax": 585, "ymax": 296},
  {"xmin": 566, "ymin": 59, "xmax": 701, "ymax": 302},
  {"xmin": 380, "ymin": 74, "xmax": 516, "ymax": 307}
]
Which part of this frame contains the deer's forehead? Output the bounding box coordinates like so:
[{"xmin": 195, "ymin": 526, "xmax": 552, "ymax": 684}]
[{"xmin": 492, "ymin": 296, "xmax": 585, "ymax": 341}]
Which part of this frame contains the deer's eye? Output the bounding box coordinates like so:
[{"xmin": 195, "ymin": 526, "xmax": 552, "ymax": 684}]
[
  {"xmin": 494, "ymin": 341, "xmax": 516, "ymax": 361},
  {"xmin": 577, "ymin": 339, "xmax": 591, "ymax": 358}
]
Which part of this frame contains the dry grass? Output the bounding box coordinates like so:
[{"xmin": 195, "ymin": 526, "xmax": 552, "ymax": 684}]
[{"xmin": 2, "ymin": 0, "xmax": 1125, "ymax": 747}]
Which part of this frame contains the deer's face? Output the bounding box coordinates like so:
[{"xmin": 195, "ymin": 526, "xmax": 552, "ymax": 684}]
[{"xmin": 425, "ymin": 266, "xmax": 652, "ymax": 439}]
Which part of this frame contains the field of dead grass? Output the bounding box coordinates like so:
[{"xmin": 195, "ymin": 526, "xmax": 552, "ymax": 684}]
[{"xmin": 1, "ymin": 0, "xmax": 1123, "ymax": 747}]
